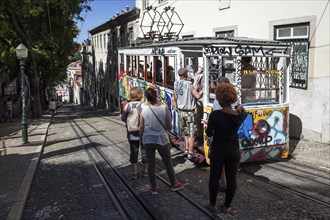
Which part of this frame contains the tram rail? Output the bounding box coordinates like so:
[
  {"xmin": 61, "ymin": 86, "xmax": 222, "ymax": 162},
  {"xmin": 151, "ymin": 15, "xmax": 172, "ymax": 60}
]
[
  {"xmin": 63, "ymin": 106, "xmax": 217, "ymax": 219},
  {"xmin": 240, "ymin": 161, "xmax": 330, "ymax": 208},
  {"xmin": 66, "ymin": 111, "xmax": 156, "ymax": 219}
]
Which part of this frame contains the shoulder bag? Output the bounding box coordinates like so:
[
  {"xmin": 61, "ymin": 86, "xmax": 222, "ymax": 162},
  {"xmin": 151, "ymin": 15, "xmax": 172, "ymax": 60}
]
[{"xmin": 148, "ymin": 105, "xmax": 173, "ymax": 146}]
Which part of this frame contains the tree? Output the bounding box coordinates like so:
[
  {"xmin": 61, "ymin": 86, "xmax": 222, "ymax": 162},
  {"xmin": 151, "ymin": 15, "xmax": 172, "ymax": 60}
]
[{"xmin": 0, "ymin": 0, "xmax": 91, "ymax": 117}]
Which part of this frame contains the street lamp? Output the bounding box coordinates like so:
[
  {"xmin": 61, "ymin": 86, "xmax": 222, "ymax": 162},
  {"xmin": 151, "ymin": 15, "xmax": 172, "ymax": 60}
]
[{"xmin": 15, "ymin": 43, "xmax": 28, "ymax": 144}]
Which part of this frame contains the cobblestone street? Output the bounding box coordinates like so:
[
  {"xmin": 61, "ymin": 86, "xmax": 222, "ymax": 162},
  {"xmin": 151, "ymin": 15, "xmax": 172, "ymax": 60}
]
[{"xmin": 1, "ymin": 105, "xmax": 329, "ymax": 219}]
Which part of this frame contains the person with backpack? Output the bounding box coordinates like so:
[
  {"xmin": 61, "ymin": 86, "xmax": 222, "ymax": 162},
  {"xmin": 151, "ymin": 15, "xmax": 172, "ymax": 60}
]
[{"xmin": 121, "ymin": 87, "xmax": 148, "ymax": 179}]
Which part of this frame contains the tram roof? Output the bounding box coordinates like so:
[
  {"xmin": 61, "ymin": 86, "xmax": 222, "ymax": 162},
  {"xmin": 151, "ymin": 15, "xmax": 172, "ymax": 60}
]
[{"xmin": 119, "ymin": 37, "xmax": 290, "ymax": 50}]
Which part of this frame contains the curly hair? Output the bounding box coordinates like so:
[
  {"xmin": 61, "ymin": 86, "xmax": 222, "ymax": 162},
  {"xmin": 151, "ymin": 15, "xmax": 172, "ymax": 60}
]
[
  {"xmin": 145, "ymin": 88, "xmax": 158, "ymax": 104},
  {"xmin": 215, "ymin": 83, "xmax": 237, "ymax": 107},
  {"xmin": 129, "ymin": 87, "xmax": 143, "ymax": 101}
]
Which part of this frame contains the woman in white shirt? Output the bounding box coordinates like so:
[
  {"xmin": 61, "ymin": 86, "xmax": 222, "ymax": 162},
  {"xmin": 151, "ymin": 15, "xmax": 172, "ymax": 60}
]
[{"xmin": 139, "ymin": 88, "xmax": 183, "ymax": 194}]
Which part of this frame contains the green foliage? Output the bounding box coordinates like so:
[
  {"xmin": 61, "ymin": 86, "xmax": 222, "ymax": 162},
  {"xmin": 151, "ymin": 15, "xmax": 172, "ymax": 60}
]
[{"xmin": 0, "ymin": 0, "xmax": 92, "ymax": 112}]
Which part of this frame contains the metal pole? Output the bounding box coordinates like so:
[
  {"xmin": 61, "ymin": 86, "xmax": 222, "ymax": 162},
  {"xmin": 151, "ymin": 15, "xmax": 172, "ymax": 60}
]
[{"xmin": 20, "ymin": 59, "xmax": 28, "ymax": 144}]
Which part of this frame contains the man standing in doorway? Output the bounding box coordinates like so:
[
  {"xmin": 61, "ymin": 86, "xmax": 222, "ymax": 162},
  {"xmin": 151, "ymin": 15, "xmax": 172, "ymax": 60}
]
[{"xmin": 174, "ymin": 68, "xmax": 202, "ymax": 160}]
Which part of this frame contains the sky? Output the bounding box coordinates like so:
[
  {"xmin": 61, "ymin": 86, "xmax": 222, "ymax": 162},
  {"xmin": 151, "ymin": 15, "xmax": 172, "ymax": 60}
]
[{"xmin": 74, "ymin": 0, "xmax": 136, "ymax": 43}]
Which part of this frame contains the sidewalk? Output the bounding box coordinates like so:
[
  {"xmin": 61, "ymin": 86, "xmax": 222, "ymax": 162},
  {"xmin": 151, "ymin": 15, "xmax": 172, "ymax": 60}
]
[
  {"xmin": 0, "ymin": 111, "xmax": 329, "ymax": 220},
  {"xmin": 0, "ymin": 113, "xmax": 51, "ymax": 220}
]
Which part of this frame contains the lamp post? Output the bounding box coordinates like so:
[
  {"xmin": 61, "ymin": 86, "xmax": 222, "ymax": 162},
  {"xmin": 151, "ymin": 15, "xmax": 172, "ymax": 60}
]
[{"xmin": 15, "ymin": 43, "xmax": 29, "ymax": 144}]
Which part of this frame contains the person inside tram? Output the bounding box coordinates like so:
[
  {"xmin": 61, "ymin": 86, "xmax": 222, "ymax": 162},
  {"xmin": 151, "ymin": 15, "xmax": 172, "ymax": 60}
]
[
  {"xmin": 241, "ymin": 56, "xmax": 257, "ymax": 102},
  {"xmin": 192, "ymin": 66, "xmax": 205, "ymax": 145},
  {"xmin": 166, "ymin": 65, "xmax": 175, "ymax": 85},
  {"xmin": 205, "ymin": 83, "xmax": 247, "ymax": 214},
  {"xmin": 155, "ymin": 57, "xmax": 163, "ymax": 82}
]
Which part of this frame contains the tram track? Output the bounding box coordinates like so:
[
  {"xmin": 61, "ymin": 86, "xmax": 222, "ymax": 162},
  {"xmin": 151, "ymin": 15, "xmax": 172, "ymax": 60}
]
[
  {"xmin": 260, "ymin": 159, "xmax": 329, "ymax": 186},
  {"xmin": 64, "ymin": 106, "xmax": 217, "ymax": 219},
  {"xmin": 240, "ymin": 160, "xmax": 330, "ymax": 208},
  {"xmin": 66, "ymin": 111, "xmax": 155, "ymax": 220}
]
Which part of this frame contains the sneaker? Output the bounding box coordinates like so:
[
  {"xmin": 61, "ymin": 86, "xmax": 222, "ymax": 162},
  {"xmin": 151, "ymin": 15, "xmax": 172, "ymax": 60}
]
[
  {"xmin": 149, "ymin": 187, "xmax": 159, "ymax": 195},
  {"xmin": 170, "ymin": 179, "xmax": 183, "ymax": 191},
  {"xmin": 183, "ymin": 149, "xmax": 189, "ymax": 155}
]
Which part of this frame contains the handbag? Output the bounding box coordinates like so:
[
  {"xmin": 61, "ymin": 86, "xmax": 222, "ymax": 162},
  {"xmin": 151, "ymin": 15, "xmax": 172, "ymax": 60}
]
[{"xmin": 148, "ymin": 105, "xmax": 173, "ymax": 144}]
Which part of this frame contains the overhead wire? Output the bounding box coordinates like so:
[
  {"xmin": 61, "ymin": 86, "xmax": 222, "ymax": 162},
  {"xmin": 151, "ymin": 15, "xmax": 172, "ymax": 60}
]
[{"xmin": 309, "ymin": 0, "xmax": 329, "ymax": 44}]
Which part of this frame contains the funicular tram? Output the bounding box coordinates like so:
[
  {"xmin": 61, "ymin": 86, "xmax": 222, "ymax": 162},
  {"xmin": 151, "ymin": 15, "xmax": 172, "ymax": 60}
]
[{"xmin": 118, "ymin": 37, "xmax": 291, "ymax": 164}]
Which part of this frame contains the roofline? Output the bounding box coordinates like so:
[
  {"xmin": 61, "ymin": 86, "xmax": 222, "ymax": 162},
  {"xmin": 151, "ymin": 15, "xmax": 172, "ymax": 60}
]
[{"xmin": 89, "ymin": 8, "xmax": 140, "ymax": 35}]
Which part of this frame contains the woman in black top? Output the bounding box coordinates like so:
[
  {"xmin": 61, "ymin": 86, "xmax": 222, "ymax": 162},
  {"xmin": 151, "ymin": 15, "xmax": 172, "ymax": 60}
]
[{"xmin": 206, "ymin": 83, "xmax": 247, "ymax": 214}]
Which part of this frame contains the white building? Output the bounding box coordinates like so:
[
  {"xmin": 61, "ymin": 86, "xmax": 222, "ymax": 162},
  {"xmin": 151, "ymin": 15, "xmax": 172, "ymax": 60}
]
[
  {"xmin": 133, "ymin": 0, "xmax": 329, "ymax": 143},
  {"xmin": 67, "ymin": 60, "xmax": 83, "ymax": 104},
  {"xmin": 82, "ymin": 7, "xmax": 140, "ymax": 110}
]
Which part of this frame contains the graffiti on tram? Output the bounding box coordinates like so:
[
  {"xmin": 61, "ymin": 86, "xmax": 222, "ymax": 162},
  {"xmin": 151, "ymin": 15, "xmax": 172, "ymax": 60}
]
[{"xmin": 238, "ymin": 107, "xmax": 288, "ymax": 149}]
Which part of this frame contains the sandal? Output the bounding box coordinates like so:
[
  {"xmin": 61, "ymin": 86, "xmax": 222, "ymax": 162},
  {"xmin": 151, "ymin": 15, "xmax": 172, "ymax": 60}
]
[
  {"xmin": 187, "ymin": 153, "xmax": 195, "ymax": 160},
  {"xmin": 206, "ymin": 203, "xmax": 216, "ymax": 212},
  {"xmin": 143, "ymin": 171, "xmax": 148, "ymax": 178},
  {"xmin": 224, "ymin": 206, "xmax": 234, "ymax": 215},
  {"xmin": 132, "ymin": 173, "xmax": 139, "ymax": 180}
]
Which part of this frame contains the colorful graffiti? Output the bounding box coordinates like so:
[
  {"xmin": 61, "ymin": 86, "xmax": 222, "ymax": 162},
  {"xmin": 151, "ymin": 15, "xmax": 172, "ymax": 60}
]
[
  {"xmin": 119, "ymin": 76, "xmax": 180, "ymax": 136},
  {"xmin": 203, "ymin": 106, "xmax": 289, "ymax": 164},
  {"xmin": 120, "ymin": 76, "xmax": 289, "ymax": 164}
]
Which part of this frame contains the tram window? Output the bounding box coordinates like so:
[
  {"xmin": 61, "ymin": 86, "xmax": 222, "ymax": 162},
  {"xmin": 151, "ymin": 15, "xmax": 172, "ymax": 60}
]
[
  {"xmin": 208, "ymin": 56, "xmax": 222, "ymax": 93},
  {"xmin": 184, "ymin": 57, "xmax": 195, "ymax": 79},
  {"xmin": 138, "ymin": 56, "xmax": 145, "ymax": 79},
  {"xmin": 165, "ymin": 56, "xmax": 175, "ymax": 87},
  {"xmin": 241, "ymin": 56, "xmax": 257, "ymax": 103},
  {"xmin": 241, "ymin": 57, "xmax": 280, "ymax": 104},
  {"xmin": 132, "ymin": 56, "xmax": 138, "ymax": 77},
  {"xmin": 146, "ymin": 56, "xmax": 152, "ymax": 82},
  {"xmin": 222, "ymin": 57, "xmax": 236, "ymax": 85},
  {"xmin": 154, "ymin": 56, "xmax": 163, "ymax": 84},
  {"xmin": 126, "ymin": 55, "xmax": 131, "ymax": 76}
]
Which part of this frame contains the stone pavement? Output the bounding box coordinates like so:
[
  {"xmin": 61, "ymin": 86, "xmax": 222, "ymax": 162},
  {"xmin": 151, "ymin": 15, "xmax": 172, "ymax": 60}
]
[
  {"xmin": 0, "ymin": 109, "xmax": 329, "ymax": 220},
  {"xmin": 0, "ymin": 113, "xmax": 51, "ymax": 220}
]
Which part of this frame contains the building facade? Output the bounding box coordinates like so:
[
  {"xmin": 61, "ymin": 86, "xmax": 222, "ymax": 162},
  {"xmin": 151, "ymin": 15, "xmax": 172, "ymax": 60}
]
[{"xmin": 82, "ymin": 7, "xmax": 140, "ymax": 111}]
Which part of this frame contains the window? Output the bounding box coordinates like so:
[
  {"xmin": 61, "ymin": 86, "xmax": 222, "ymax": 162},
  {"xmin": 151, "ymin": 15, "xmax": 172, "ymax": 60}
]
[
  {"xmin": 146, "ymin": 56, "xmax": 152, "ymax": 82},
  {"xmin": 142, "ymin": 0, "xmax": 149, "ymax": 10},
  {"xmin": 154, "ymin": 56, "xmax": 163, "ymax": 85},
  {"xmin": 182, "ymin": 35, "xmax": 194, "ymax": 39},
  {"xmin": 165, "ymin": 56, "xmax": 175, "ymax": 88},
  {"xmin": 138, "ymin": 56, "xmax": 145, "ymax": 79},
  {"xmin": 128, "ymin": 27, "xmax": 133, "ymax": 45},
  {"xmin": 158, "ymin": 0, "xmax": 168, "ymax": 4},
  {"xmin": 219, "ymin": 0, "xmax": 230, "ymax": 10},
  {"xmin": 126, "ymin": 55, "xmax": 132, "ymax": 76},
  {"xmin": 132, "ymin": 56, "xmax": 138, "ymax": 77},
  {"xmin": 275, "ymin": 24, "xmax": 309, "ymax": 89},
  {"xmin": 215, "ymin": 30, "xmax": 234, "ymax": 38},
  {"xmin": 276, "ymin": 25, "xmax": 309, "ymax": 39}
]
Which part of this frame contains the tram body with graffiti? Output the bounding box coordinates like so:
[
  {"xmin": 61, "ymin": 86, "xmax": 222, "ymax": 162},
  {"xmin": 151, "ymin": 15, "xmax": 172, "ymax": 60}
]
[{"xmin": 118, "ymin": 37, "xmax": 291, "ymax": 164}]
